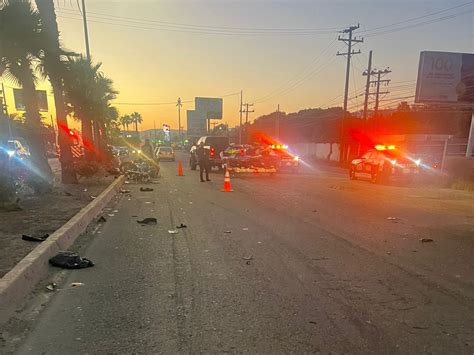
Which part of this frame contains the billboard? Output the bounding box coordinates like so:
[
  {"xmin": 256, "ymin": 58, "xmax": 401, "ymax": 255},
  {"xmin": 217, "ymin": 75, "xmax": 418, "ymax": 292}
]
[
  {"xmin": 13, "ymin": 89, "xmax": 49, "ymax": 112},
  {"xmin": 195, "ymin": 97, "xmax": 223, "ymax": 120},
  {"xmin": 415, "ymin": 51, "xmax": 474, "ymax": 104}
]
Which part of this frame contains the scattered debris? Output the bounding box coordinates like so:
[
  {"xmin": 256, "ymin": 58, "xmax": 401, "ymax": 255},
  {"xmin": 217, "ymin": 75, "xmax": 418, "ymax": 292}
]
[
  {"xmin": 412, "ymin": 326, "xmax": 429, "ymax": 330},
  {"xmin": 176, "ymin": 223, "xmax": 187, "ymax": 229},
  {"xmin": 83, "ymin": 188, "xmax": 88, "ymax": 192},
  {"xmin": 120, "ymin": 189, "xmax": 131, "ymax": 193},
  {"xmin": 242, "ymin": 228, "xmax": 249, "ymax": 231},
  {"xmin": 168, "ymin": 230, "xmax": 178, "ymax": 234},
  {"xmin": 312, "ymin": 210, "xmax": 317, "ymax": 213},
  {"xmin": 97, "ymin": 216, "xmax": 107, "ymax": 223},
  {"xmin": 49, "ymin": 251, "xmax": 94, "ymax": 269},
  {"xmin": 64, "ymin": 191, "xmax": 72, "ymax": 196},
  {"xmin": 242, "ymin": 255, "xmax": 253, "ymax": 261},
  {"xmin": 124, "ymin": 181, "xmax": 131, "ymax": 184},
  {"xmin": 70, "ymin": 282, "xmax": 84, "ymax": 288},
  {"xmin": 311, "ymin": 257, "xmax": 330, "ymax": 261},
  {"xmin": 412, "ymin": 250, "xmax": 418, "ymax": 253},
  {"xmin": 386, "ymin": 251, "xmax": 392, "ymax": 255},
  {"xmin": 224, "ymin": 231, "xmax": 232, "ymax": 234},
  {"xmin": 140, "ymin": 187, "xmax": 154, "ymax": 192},
  {"xmin": 46, "ymin": 282, "xmax": 57, "ymax": 291},
  {"xmin": 189, "ymin": 202, "xmax": 193, "ymax": 205},
  {"xmin": 420, "ymin": 238, "xmax": 434, "ymax": 243},
  {"xmin": 137, "ymin": 218, "xmax": 158, "ymax": 225},
  {"xmin": 107, "ymin": 214, "xmax": 115, "ymax": 217},
  {"xmin": 145, "ymin": 201, "xmax": 152, "ymax": 204},
  {"xmin": 113, "ymin": 210, "xmax": 119, "ymax": 213},
  {"xmin": 22, "ymin": 233, "xmax": 49, "ymax": 242},
  {"xmin": 309, "ymin": 321, "xmax": 317, "ymax": 325},
  {"xmin": 387, "ymin": 217, "xmax": 400, "ymax": 221},
  {"xmin": 90, "ymin": 196, "xmax": 97, "ymax": 199}
]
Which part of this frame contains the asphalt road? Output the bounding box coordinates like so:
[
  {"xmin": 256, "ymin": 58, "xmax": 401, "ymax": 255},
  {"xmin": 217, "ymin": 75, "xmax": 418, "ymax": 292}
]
[{"xmin": 4, "ymin": 154, "xmax": 474, "ymax": 354}]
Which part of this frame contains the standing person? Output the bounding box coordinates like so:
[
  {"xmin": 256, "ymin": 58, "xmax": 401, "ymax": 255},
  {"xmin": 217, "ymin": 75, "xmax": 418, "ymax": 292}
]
[{"xmin": 196, "ymin": 142, "xmax": 211, "ymax": 182}]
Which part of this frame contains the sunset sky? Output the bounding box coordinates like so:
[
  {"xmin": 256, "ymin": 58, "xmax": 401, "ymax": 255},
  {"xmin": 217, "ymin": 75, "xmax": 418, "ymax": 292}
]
[{"xmin": 3, "ymin": 0, "xmax": 473, "ymax": 131}]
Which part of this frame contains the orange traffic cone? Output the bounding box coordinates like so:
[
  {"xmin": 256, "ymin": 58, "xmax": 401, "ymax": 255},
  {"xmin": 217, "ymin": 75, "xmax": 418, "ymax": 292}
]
[
  {"xmin": 177, "ymin": 160, "xmax": 184, "ymax": 176},
  {"xmin": 222, "ymin": 169, "xmax": 233, "ymax": 192}
]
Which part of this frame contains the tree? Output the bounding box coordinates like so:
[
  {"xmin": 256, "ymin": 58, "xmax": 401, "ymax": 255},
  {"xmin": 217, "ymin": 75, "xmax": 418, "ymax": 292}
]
[
  {"xmin": 63, "ymin": 56, "xmax": 118, "ymax": 159},
  {"xmin": 0, "ymin": 0, "xmax": 53, "ymax": 189},
  {"xmin": 35, "ymin": 0, "xmax": 77, "ymax": 183},
  {"xmin": 63, "ymin": 56, "xmax": 100, "ymax": 158},
  {"xmin": 119, "ymin": 114, "xmax": 130, "ymax": 134},
  {"xmin": 130, "ymin": 111, "xmax": 142, "ymax": 134}
]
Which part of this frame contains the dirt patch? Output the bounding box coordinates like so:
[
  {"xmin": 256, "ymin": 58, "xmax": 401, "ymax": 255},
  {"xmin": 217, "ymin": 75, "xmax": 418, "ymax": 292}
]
[{"xmin": 0, "ymin": 175, "xmax": 114, "ymax": 278}]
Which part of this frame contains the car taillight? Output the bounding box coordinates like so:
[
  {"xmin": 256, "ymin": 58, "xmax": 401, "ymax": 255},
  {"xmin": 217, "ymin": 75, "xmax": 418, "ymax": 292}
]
[{"xmin": 210, "ymin": 148, "xmax": 215, "ymax": 156}]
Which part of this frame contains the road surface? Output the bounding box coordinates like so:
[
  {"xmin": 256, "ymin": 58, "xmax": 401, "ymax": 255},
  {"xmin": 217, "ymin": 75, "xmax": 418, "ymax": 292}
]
[{"xmin": 3, "ymin": 154, "xmax": 474, "ymax": 353}]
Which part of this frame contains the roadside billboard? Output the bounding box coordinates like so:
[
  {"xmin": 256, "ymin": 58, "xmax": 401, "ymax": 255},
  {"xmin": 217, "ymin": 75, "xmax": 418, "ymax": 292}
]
[
  {"xmin": 415, "ymin": 51, "xmax": 474, "ymax": 104},
  {"xmin": 13, "ymin": 89, "xmax": 49, "ymax": 111},
  {"xmin": 195, "ymin": 97, "xmax": 223, "ymax": 120}
]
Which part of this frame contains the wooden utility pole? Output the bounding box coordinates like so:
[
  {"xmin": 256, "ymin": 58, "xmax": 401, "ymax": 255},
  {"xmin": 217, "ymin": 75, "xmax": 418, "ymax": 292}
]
[
  {"xmin": 239, "ymin": 90, "xmax": 243, "ymax": 144},
  {"xmin": 337, "ymin": 25, "xmax": 363, "ymax": 163},
  {"xmin": 241, "ymin": 103, "xmax": 254, "ymax": 144},
  {"xmin": 176, "ymin": 97, "xmax": 182, "ymax": 142},
  {"xmin": 362, "ymin": 50, "xmax": 373, "ymax": 120}
]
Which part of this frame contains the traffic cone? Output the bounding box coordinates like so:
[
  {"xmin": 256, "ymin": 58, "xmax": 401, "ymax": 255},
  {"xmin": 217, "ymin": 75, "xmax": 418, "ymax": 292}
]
[
  {"xmin": 222, "ymin": 169, "xmax": 233, "ymax": 192},
  {"xmin": 177, "ymin": 160, "xmax": 184, "ymax": 176}
]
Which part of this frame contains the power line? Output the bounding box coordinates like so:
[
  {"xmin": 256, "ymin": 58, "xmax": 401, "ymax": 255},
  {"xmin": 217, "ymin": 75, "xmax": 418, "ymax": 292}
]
[
  {"xmin": 360, "ymin": 1, "xmax": 472, "ymax": 33},
  {"xmin": 57, "ymin": 7, "xmax": 341, "ymax": 33},
  {"xmin": 253, "ymin": 37, "xmax": 338, "ymax": 103},
  {"xmin": 113, "ymin": 91, "xmax": 240, "ymax": 106}
]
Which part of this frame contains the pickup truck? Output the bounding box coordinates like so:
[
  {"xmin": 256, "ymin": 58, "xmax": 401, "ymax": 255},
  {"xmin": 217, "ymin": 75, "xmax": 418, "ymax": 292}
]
[{"xmin": 189, "ymin": 136, "xmax": 230, "ymax": 170}]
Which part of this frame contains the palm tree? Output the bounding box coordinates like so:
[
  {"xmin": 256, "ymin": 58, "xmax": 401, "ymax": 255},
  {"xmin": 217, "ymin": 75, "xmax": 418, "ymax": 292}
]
[
  {"xmin": 62, "ymin": 56, "xmax": 100, "ymax": 158},
  {"xmin": 35, "ymin": 0, "xmax": 77, "ymax": 183},
  {"xmin": 130, "ymin": 111, "xmax": 142, "ymax": 135},
  {"xmin": 0, "ymin": 0, "xmax": 53, "ymax": 188},
  {"xmin": 119, "ymin": 114, "xmax": 131, "ymax": 135},
  {"xmin": 63, "ymin": 56, "xmax": 118, "ymax": 159}
]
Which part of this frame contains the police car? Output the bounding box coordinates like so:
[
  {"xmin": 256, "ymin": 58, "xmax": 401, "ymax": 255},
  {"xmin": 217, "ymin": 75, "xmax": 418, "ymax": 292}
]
[
  {"xmin": 349, "ymin": 145, "xmax": 420, "ymax": 183},
  {"xmin": 270, "ymin": 144, "xmax": 300, "ymax": 173}
]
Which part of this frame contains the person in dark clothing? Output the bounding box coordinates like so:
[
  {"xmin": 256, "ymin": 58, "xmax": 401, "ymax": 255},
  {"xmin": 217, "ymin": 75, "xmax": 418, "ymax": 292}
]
[{"xmin": 196, "ymin": 142, "xmax": 211, "ymax": 182}]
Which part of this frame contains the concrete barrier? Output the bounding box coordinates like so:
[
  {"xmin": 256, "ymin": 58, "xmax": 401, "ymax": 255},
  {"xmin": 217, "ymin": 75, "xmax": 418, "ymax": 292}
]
[{"xmin": 0, "ymin": 175, "xmax": 125, "ymax": 324}]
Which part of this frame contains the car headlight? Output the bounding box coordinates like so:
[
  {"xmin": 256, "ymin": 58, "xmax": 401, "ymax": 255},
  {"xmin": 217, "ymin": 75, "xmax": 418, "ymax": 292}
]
[
  {"xmin": 294, "ymin": 156, "xmax": 299, "ymax": 161},
  {"xmin": 7, "ymin": 150, "xmax": 15, "ymax": 157},
  {"xmin": 137, "ymin": 150, "xmax": 142, "ymax": 154},
  {"xmin": 390, "ymin": 159, "xmax": 397, "ymax": 165},
  {"xmin": 415, "ymin": 159, "xmax": 421, "ymax": 166}
]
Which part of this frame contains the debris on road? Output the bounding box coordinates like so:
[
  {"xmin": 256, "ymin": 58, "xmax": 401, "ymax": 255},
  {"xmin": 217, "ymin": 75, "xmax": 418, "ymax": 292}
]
[
  {"xmin": 49, "ymin": 251, "xmax": 94, "ymax": 269},
  {"xmin": 312, "ymin": 210, "xmax": 317, "ymax": 213},
  {"xmin": 176, "ymin": 223, "xmax": 187, "ymax": 229},
  {"xmin": 242, "ymin": 228, "xmax": 249, "ymax": 231},
  {"xmin": 224, "ymin": 230, "xmax": 232, "ymax": 234},
  {"xmin": 168, "ymin": 230, "xmax": 179, "ymax": 234},
  {"xmin": 145, "ymin": 201, "xmax": 152, "ymax": 204},
  {"xmin": 107, "ymin": 214, "xmax": 115, "ymax": 217},
  {"xmin": 90, "ymin": 196, "xmax": 97, "ymax": 199},
  {"xmin": 137, "ymin": 218, "xmax": 158, "ymax": 225},
  {"xmin": 46, "ymin": 282, "xmax": 57, "ymax": 291},
  {"xmin": 70, "ymin": 282, "xmax": 84, "ymax": 288},
  {"xmin": 120, "ymin": 189, "xmax": 131, "ymax": 193},
  {"xmin": 242, "ymin": 255, "xmax": 253, "ymax": 261},
  {"xmin": 387, "ymin": 217, "xmax": 400, "ymax": 221},
  {"xmin": 113, "ymin": 210, "xmax": 119, "ymax": 213},
  {"xmin": 189, "ymin": 202, "xmax": 193, "ymax": 205},
  {"xmin": 22, "ymin": 233, "xmax": 50, "ymax": 242},
  {"xmin": 97, "ymin": 216, "xmax": 107, "ymax": 223},
  {"xmin": 140, "ymin": 187, "xmax": 154, "ymax": 192},
  {"xmin": 420, "ymin": 238, "xmax": 434, "ymax": 243}
]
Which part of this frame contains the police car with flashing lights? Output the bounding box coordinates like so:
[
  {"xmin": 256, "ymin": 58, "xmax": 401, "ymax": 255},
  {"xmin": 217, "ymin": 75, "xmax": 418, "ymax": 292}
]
[
  {"xmin": 349, "ymin": 145, "xmax": 421, "ymax": 183},
  {"xmin": 271, "ymin": 144, "xmax": 300, "ymax": 173}
]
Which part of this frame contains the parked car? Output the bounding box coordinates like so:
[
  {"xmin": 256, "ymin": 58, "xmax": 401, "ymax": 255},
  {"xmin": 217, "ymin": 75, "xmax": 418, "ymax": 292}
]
[{"xmin": 155, "ymin": 146, "xmax": 175, "ymax": 161}]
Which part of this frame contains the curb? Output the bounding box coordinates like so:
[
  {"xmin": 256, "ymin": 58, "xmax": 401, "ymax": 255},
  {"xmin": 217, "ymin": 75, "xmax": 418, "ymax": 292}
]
[{"xmin": 0, "ymin": 175, "xmax": 125, "ymax": 324}]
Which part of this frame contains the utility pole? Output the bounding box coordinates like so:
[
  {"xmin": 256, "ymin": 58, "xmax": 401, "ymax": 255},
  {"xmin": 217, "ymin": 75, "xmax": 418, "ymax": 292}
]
[
  {"xmin": 337, "ymin": 24, "xmax": 363, "ymax": 163},
  {"xmin": 239, "ymin": 90, "xmax": 243, "ymax": 144},
  {"xmin": 369, "ymin": 68, "xmax": 391, "ymax": 117},
  {"xmin": 81, "ymin": 0, "xmax": 91, "ymax": 60},
  {"xmin": 176, "ymin": 97, "xmax": 182, "ymax": 143},
  {"xmin": 362, "ymin": 50, "xmax": 373, "ymax": 120},
  {"xmin": 241, "ymin": 103, "xmax": 254, "ymax": 144},
  {"xmin": 154, "ymin": 120, "xmax": 157, "ymax": 141}
]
